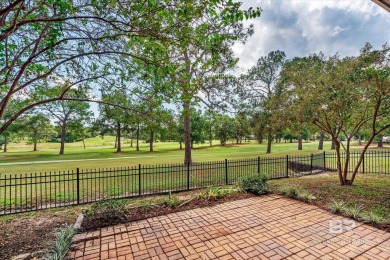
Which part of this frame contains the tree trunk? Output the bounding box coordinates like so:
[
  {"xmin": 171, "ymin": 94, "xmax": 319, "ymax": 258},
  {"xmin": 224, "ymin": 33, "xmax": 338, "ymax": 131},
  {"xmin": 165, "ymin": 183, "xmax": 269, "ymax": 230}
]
[
  {"xmin": 59, "ymin": 124, "xmax": 66, "ymax": 155},
  {"xmin": 179, "ymin": 141, "xmax": 182, "ymax": 150},
  {"xmin": 378, "ymin": 135, "xmax": 383, "ymax": 148},
  {"xmin": 297, "ymin": 135, "xmax": 303, "ymax": 150},
  {"xmin": 342, "ymin": 138, "xmax": 352, "ymax": 183},
  {"xmin": 191, "ymin": 140, "xmax": 194, "ymax": 149},
  {"xmin": 358, "ymin": 135, "xmax": 362, "ymax": 145},
  {"xmin": 350, "ymin": 131, "xmax": 380, "ymax": 184},
  {"xmin": 331, "ymin": 128, "xmax": 336, "ymax": 150},
  {"xmin": 334, "ymin": 140, "xmax": 345, "ymax": 185},
  {"xmin": 183, "ymin": 102, "xmax": 192, "ymax": 164},
  {"xmin": 114, "ymin": 135, "xmax": 117, "ymax": 149},
  {"xmin": 136, "ymin": 124, "xmax": 140, "ymax": 151},
  {"xmin": 32, "ymin": 130, "xmax": 38, "ymax": 151},
  {"xmin": 318, "ymin": 130, "xmax": 325, "ymax": 150},
  {"xmin": 209, "ymin": 126, "xmax": 213, "ymax": 147},
  {"xmin": 266, "ymin": 133, "xmax": 272, "ymax": 154},
  {"xmin": 116, "ymin": 122, "xmax": 121, "ymax": 152},
  {"xmin": 4, "ymin": 136, "xmax": 7, "ymax": 152},
  {"xmin": 130, "ymin": 135, "xmax": 133, "ymax": 147},
  {"xmin": 82, "ymin": 139, "xmax": 86, "ymax": 149},
  {"xmin": 149, "ymin": 129, "xmax": 154, "ymax": 152}
]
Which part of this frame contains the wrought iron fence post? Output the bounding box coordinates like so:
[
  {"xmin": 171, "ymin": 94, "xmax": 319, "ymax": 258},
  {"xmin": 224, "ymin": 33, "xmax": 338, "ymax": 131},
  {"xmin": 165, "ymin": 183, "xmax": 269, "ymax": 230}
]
[
  {"xmin": 138, "ymin": 164, "xmax": 141, "ymax": 196},
  {"xmin": 187, "ymin": 162, "xmax": 190, "ymax": 190},
  {"xmin": 310, "ymin": 153, "xmax": 313, "ymax": 173},
  {"xmin": 323, "ymin": 151, "xmax": 326, "ymax": 171},
  {"xmin": 225, "ymin": 159, "xmax": 228, "ymax": 185},
  {"xmin": 286, "ymin": 155, "xmax": 289, "ymax": 178},
  {"xmin": 76, "ymin": 168, "xmax": 80, "ymax": 205},
  {"xmin": 362, "ymin": 153, "xmax": 365, "ymax": 174},
  {"xmin": 257, "ymin": 157, "xmax": 260, "ymax": 174}
]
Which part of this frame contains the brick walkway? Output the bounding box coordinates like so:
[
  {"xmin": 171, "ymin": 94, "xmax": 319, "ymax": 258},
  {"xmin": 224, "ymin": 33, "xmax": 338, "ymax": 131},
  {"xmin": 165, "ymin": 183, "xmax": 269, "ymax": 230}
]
[{"xmin": 69, "ymin": 195, "xmax": 390, "ymax": 260}]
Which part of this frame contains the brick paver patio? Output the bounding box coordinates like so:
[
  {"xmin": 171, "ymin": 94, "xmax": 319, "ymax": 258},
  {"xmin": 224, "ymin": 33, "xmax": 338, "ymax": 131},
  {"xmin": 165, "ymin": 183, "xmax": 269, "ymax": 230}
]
[{"xmin": 69, "ymin": 195, "xmax": 390, "ymax": 259}]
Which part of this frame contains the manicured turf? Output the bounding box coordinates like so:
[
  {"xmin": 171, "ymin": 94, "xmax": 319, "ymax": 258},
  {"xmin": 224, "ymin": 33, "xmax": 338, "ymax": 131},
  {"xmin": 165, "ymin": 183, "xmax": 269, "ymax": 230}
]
[{"xmin": 0, "ymin": 137, "xmax": 388, "ymax": 174}]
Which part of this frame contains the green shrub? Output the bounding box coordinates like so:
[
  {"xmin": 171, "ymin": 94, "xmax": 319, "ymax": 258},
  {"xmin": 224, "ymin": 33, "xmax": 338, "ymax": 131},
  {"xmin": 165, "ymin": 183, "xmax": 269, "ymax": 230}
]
[
  {"xmin": 163, "ymin": 191, "xmax": 181, "ymax": 208},
  {"xmin": 276, "ymin": 185, "xmax": 316, "ymax": 202},
  {"xmin": 344, "ymin": 204, "xmax": 363, "ymax": 220},
  {"xmin": 329, "ymin": 200, "xmax": 346, "ymax": 214},
  {"xmin": 361, "ymin": 211, "xmax": 386, "ymax": 224},
  {"xmin": 297, "ymin": 190, "xmax": 316, "ymax": 203},
  {"xmin": 139, "ymin": 200, "xmax": 157, "ymax": 213},
  {"xmin": 45, "ymin": 226, "xmax": 77, "ymax": 260},
  {"xmin": 84, "ymin": 198, "xmax": 128, "ymax": 220},
  {"xmin": 198, "ymin": 186, "xmax": 241, "ymax": 200},
  {"xmin": 238, "ymin": 174, "xmax": 269, "ymax": 195},
  {"xmin": 277, "ymin": 185, "xmax": 301, "ymax": 198}
]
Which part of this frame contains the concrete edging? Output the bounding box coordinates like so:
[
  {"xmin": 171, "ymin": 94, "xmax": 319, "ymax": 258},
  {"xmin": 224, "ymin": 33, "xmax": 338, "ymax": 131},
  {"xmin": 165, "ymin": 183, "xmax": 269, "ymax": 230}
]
[{"xmin": 74, "ymin": 213, "xmax": 84, "ymax": 230}]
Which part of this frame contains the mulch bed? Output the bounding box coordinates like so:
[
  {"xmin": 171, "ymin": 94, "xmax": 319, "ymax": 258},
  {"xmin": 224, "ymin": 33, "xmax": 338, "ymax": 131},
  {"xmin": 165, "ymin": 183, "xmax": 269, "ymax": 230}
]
[
  {"xmin": 82, "ymin": 193, "xmax": 254, "ymax": 231},
  {"xmin": 0, "ymin": 214, "xmax": 76, "ymax": 260}
]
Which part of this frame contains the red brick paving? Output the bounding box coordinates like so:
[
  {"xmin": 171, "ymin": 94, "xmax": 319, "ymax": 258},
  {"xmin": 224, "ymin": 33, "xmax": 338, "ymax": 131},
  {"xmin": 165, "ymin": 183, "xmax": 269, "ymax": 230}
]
[{"xmin": 69, "ymin": 195, "xmax": 390, "ymax": 259}]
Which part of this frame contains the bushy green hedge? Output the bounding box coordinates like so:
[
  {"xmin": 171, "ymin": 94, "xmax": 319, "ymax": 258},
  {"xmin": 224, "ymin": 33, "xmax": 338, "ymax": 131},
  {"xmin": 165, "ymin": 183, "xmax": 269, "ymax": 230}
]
[{"xmin": 238, "ymin": 174, "xmax": 269, "ymax": 195}]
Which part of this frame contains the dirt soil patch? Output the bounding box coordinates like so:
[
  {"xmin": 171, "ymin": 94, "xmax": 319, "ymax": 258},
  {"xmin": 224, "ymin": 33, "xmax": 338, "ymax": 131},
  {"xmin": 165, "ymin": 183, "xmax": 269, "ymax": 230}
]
[{"xmin": 0, "ymin": 209, "xmax": 80, "ymax": 260}]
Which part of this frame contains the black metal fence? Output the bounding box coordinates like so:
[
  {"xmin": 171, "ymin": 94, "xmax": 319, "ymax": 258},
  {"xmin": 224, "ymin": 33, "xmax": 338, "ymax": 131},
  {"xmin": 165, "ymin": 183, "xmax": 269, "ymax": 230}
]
[
  {"xmin": 0, "ymin": 150, "xmax": 388, "ymax": 215},
  {"xmin": 325, "ymin": 150, "xmax": 390, "ymax": 174}
]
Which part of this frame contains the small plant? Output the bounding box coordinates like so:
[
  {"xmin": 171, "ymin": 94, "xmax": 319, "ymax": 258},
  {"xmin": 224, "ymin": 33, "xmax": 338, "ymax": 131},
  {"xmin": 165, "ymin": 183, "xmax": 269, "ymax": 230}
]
[
  {"xmin": 329, "ymin": 200, "xmax": 346, "ymax": 213},
  {"xmin": 297, "ymin": 190, "xmax": 316, "ymax": 203},
  {"xmin": 238, "ymin": 174, "xmax": 269, "ymax": 195},
  {"xmin": 163, "ymin": 191, "xmax": 181, "ymax": 208},
  {"xmin": 276, "ymin": 185, "xmax": 315, "ymax": 202},
  {"xmin": 277, "ymin": 185, "xmax": 301, "ymax": 198},
  {"xmin": 198, "ymin": 186, "xmax": 241, "ymax": 200},
  {"xmin": 45, "ymin": 226, "xmax": 77, "ymax": 260},
  {"xmin": 83, "ymin": 197, "xmax": 128, "ymax": 220},
  {"xmin": 139, "ymin": 200, "xmax": 156, "ymax": 213},
  {"xmin": 344, "ymin": 204, "xmax": 364, "ymax": 220},
  {"xmin": 361, "ymin": 211, "xmax": 386, "ymax": 225}
]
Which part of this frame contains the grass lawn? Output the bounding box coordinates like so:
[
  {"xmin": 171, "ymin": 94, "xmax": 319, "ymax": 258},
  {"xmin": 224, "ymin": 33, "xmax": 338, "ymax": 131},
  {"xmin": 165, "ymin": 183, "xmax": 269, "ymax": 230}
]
[
  {"xmin": 1, "ymin": 137, "xmax": 387, "ymax": 174},
  {"xmin": 0, "ymin": 137, "xmax": 388, "ymax": 214},
  {"xmin": 269, "ymin": 173, "xmax": 390, "ymax": 220}
]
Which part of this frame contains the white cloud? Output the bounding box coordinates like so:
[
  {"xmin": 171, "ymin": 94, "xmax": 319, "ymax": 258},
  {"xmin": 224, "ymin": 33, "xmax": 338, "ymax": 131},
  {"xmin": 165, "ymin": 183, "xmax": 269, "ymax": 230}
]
[
  {"xmin": 330, "ymin": 26, "xmax": 348, "ymax": 37},
  {"xmin": 235, "ymin": 0, "xmax": 390, "ymax": 70}
]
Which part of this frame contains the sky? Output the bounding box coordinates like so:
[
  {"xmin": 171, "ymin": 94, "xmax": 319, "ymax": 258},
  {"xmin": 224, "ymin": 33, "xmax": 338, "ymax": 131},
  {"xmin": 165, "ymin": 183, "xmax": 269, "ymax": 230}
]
[{"xmin": 235, "ymin": 0, "xmax": 390, "ymax": 70}]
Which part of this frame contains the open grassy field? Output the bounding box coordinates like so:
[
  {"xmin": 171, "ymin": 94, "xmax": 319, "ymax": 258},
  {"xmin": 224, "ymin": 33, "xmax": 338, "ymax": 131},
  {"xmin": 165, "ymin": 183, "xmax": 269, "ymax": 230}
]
[
  {"xmin": 0, "ymin": 136, "xmax": 388, "ymax": 174},
  {"xmin": 0, "ymin": 137, "xmax": 388, "ymax": 213}
]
